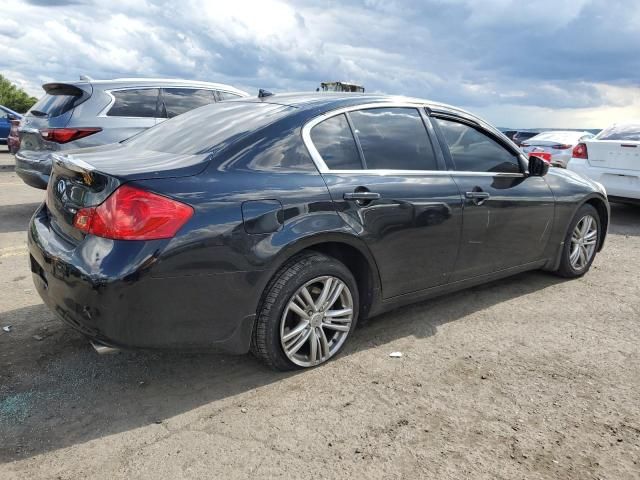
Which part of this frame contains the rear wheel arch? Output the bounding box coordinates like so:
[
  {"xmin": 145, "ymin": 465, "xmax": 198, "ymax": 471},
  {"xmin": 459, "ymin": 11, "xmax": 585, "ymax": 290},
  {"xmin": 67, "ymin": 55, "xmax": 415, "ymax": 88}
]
[{"xmin": 262, "ymin": 234, "xmax": 382, "ymax": 320}]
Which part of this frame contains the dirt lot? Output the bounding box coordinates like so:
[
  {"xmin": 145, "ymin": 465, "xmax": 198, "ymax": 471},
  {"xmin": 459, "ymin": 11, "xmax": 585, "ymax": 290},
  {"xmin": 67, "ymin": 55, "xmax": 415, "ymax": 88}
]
[{"xmin": 1, "ymin": 146, "xmax": 639, "ymax": 479}]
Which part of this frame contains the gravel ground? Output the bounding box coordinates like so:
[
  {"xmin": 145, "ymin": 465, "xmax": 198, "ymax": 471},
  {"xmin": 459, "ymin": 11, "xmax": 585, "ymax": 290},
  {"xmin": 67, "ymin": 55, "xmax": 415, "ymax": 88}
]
[{"xmin": 1, "ymin": 148, "xmax": 639, "ymax": 479}]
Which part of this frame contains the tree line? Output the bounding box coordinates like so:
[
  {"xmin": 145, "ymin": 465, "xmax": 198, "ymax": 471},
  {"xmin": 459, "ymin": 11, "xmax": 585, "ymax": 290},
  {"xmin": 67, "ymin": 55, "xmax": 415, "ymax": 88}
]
[{"xmin": 0, "ymin": 75, "xmax": 38, "ymax": 113}]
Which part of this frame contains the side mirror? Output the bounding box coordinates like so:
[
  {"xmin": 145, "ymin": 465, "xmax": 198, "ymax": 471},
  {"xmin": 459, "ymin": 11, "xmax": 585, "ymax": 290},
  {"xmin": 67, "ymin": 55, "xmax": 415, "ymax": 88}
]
[
  {"xmin": 7, "ymin": 114, "xmax": 18, "ymax": 121},
  {"xmin": 528, "ymin": 155, "xmax": 549, "ymax": 177}
]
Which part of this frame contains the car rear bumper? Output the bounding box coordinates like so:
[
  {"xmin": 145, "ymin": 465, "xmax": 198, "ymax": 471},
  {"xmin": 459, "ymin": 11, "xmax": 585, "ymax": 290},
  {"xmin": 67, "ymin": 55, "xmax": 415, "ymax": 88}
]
[
  {"xmin": 568, "ymin": 158, "xmax": 640, "ymax": 200},
  {"xmin": 28, "ymin": 205, "xmax": 257, "ymax": 354},
  {"xmin": 15, "ymin": 151, "xmax": 52, "ymax": 189}
]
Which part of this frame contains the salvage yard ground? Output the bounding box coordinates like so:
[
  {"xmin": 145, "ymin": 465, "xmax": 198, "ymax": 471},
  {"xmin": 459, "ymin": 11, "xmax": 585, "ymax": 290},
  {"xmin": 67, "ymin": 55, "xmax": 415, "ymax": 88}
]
[{"xmin": 0, "ymin": 146, "xmax": 639, "ymax": 479}]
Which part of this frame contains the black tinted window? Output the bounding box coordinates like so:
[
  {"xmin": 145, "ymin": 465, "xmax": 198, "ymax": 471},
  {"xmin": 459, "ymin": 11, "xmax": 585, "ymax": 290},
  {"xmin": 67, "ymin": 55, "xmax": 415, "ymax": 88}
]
[
  {"xmin": 597, "ymin": 124, "xmax": 640, "ymax": 141},
  {"xmin": 30, "ymin": 88, "xmax": 80, "ymax": 118},
  {"xmin": 108, "ymin": 89, "xmax": 159, "ymax": 117},
  {"xmin": 218, "ymin": 91, "xmax": 242, "ymax": 101},
  {"xmin": 349, "ymin": 108, "xmax": 437, "ymax": 170},
  {"xmin": 161, "ymin": 88, "xmax": 215, "ymax": 118},
  {"xmin": 310, "ymin": 114, "xmax": 362, "ymax": 170},
  {"xmin": 436, "ymin": 118, "xmax": 521, "ymax": 173}
]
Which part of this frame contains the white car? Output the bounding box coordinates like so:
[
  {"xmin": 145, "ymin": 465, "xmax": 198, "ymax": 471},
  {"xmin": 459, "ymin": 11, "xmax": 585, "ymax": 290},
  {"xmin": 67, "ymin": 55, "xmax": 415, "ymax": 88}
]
[
  {"xmin": 520, "ymin": 130, "xmax": 594, "ymax": 168},
  {"xmin": 568, "ymin": 122, "xmax": 640, "ymax": 203}
]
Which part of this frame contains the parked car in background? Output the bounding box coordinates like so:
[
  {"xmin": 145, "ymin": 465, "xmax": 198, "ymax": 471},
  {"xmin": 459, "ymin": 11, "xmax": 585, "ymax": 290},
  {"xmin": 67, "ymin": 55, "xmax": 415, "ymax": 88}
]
[
  {"xmin": 521, "ymin": 131, "xmax": 594, "ymax": 168},
  {"xmin": 8, "ymin": 119, "xmax": 21, "ymax": 153},
  {"xmin": 28, "ymin": 93, "xmax": 608, "ymax": 371},
  {"xmin": 512, "ymin": 131, "xmax": 541, "ymax": 147},
  {"xmin": 568, "ymin": 121, "xmax": 640, "ymax": 204},
  {"xmin": 501, "ymin": 130, "xmax": 518, "ymax": 142},
  {"xmin": 15, "ymin": 78, "xmax": 249, "ymax": 188},
  {"xmin": 0, "ymin": 105, "xmax": 22, "ymax": 146}
]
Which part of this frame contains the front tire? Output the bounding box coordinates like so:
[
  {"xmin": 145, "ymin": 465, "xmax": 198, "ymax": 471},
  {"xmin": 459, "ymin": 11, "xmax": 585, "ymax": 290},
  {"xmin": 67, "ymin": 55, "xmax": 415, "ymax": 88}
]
[
  {"xmin": 555, "ymin": 204, "xmax": 601, "ymax": 278},
  {"xmin": 251, "ymin": 252, "xmax": 359, "ymax": 371}
]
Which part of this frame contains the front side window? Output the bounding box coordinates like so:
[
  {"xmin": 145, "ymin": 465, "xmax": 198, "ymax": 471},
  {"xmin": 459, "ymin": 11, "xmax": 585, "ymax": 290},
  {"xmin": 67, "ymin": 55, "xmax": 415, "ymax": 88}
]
[
  {"xmin": 161, "ymin": 88, "xmax": 215, "ymax": 118},
  {"xmin": 435, "ymin": 118, "xmax": 521, "ymax": 173},
  {"xmin": 310, "ymin": 113, "xmax": 362, "ymax": 170},
  {"xmin": 107, "ymin": 88, "xmax": 159, "ymax": 118},
  {"xmin": 349, "ymin": 108, "xmax": 437, "ymax": 170}
]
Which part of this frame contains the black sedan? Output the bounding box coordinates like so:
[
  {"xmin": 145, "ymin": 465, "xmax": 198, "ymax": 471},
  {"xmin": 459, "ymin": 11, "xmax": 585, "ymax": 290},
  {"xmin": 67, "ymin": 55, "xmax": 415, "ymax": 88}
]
[{"xmin": 28, "ymin": 93, "xmax": 609, "ymax": 370}]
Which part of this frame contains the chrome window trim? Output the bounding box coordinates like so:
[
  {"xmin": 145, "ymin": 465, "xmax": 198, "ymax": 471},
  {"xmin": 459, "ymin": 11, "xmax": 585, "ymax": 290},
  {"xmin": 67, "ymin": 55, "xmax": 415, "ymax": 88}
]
[
  {"xmin": 301, "ymin": 102, "xmax": 526, "ymax": 178},
  {"xmin": 311, "ymin": 169, "xmax": 524, "ymax": 178}
]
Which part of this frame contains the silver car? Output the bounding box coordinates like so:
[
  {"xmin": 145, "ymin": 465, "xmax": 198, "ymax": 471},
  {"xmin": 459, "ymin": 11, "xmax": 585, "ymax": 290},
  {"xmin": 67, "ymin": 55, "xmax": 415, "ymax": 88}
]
[
  {"xmin": 520, "ymin": 130, "xmax": 594, "ymax": 168},
  {"xmin": 15, "ymin": 77, "xmax": 248, "ymax": 189}
]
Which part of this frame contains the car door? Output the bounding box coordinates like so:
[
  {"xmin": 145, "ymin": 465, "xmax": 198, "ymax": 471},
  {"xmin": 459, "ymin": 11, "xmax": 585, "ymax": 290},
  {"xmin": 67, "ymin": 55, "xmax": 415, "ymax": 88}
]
[
  {"xmin": 305, "ymin": 106, "xmax": 463, "ymax": 298},
  {"xmin": 101, "ymin": 88, "xmax": 161, "ymax": 143},
  {"xmin": 431, "ymin": 114, "xmax": 555, "ymax": 281}
]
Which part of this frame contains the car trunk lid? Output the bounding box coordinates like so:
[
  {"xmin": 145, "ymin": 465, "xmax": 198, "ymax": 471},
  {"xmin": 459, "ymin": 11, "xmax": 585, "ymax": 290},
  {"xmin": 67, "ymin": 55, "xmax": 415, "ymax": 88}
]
[
  {"xmin": 586, "ymin": 140, "xmax": 640, "ymax": 171},
  {"xmin": 45, "ymin": 146, "xmax": 209, "ymax": 242}
]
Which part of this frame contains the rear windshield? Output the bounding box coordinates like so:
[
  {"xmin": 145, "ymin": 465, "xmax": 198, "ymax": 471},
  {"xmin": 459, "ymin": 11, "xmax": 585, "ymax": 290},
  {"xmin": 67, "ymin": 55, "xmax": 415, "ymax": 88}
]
[
  {"xmin": 597, "ymin": 124, "xmax": 640, "ymax": 141},
  {"xmin": 123, "ymin": 101, "xmax": 292, "ymax": 154},
  {"xmin": 29, "ymin": 86, "xmax": 82, "ymax": 118}
]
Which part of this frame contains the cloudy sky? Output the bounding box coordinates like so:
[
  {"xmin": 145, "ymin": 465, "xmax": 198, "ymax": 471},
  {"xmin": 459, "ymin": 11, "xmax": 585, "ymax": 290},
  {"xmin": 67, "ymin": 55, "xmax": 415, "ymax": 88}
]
[{"xmin": 1, "ymin": 0, "xmax": 639, "ymax": 128}]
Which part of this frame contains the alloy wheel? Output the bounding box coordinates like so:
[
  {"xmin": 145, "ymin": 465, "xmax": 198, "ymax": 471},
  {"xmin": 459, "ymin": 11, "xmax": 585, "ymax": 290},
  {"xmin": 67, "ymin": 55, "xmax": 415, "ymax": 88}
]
[
  {"xmin": 280, "ymin": 275, "xmax": 354, "ymax": 367},
  {"xmin": 569, "ymin": 214, "xmax": 598, "ymax": 271}
]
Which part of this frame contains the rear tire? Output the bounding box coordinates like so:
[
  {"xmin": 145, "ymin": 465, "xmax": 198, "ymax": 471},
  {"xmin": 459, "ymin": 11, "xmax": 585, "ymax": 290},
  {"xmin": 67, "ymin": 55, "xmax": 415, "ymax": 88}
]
[
  {"xmin": 251, "ymin": 252, "xmax": 359, "ymax": 371},
  {"xmin": 555, "ymin": 204, "xmax": 600, "ymax": 278}
]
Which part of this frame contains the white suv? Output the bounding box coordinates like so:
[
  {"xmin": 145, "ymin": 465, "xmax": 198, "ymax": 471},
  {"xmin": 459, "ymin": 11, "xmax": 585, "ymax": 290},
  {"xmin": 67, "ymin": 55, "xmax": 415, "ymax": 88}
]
[{"xmin": 568, "ymin": 121, "xmax": 640, "ymax": 204}]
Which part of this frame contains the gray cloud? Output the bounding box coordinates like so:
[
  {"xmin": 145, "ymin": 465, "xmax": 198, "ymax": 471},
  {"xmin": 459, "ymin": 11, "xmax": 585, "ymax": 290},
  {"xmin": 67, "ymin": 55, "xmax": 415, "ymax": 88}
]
[{"xmin": 1, "ymin": 0, "xmax": 638, "ymax": 127}]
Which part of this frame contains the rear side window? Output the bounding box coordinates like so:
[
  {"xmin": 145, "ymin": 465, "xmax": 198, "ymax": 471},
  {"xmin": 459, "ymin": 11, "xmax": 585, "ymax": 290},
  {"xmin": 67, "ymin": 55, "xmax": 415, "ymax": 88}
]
[
  {"xmin": 161, "ymin": 88, "xmax": 215, "ymax": 118},
  {"xmin": 435, "ymin": 118, "xmax": 521, "ymax": 174},
  {"xmin": 218, "ymin": 91, "xmax": 242, "ymax": 101},
  {"xmin": 107, "ymin": 89, "xmax": 159, "ymax": 118},
  {"xmin": 349, "ymin": 108, "xmax": 437, "ymax": 170},
  {"xmin": 29, "ymin": 87, "xmax": 81, "ymax": 118},
  {"xmin": 597, "ymin": 124, "xmax": 640, "ymax": 141},
  {"xmin": 310, "ymin": 114, "xmax": 362, "ymax": 170}
]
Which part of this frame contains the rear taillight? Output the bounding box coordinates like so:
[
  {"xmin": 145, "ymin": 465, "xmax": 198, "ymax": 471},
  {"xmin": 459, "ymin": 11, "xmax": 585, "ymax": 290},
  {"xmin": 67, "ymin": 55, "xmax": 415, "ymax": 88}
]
[
  {"xmin": 572, "ymin": 143, "xmax": 588, "ymax": 159},
  {"xmin": 552, "ymin": 144, "xmax": 572, "ymax": 150},
  {"xmin": 40, "ymin": 127, "xmax": 102, "ymax": 144},
  {"xmin": 73, "ymin": 185, "xmax": 193, "ymax": 240}
]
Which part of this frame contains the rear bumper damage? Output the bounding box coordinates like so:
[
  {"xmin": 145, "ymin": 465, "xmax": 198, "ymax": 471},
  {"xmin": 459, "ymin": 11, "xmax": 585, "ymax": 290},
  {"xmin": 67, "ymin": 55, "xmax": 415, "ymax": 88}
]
[{"xmin": 28, "ymin": 204, "xmax": 257, "ymax": 354}]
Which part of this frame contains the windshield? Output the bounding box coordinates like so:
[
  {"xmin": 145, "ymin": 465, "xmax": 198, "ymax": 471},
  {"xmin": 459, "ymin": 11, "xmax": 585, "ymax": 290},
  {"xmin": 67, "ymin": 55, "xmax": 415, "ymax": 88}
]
[
  {"xmin": 596, "ymin": 123, "xmax": 640, "ymax": 141},
  {"xmin": 124, "ymin": 101, "xmax": 293, "ymax": 154}
]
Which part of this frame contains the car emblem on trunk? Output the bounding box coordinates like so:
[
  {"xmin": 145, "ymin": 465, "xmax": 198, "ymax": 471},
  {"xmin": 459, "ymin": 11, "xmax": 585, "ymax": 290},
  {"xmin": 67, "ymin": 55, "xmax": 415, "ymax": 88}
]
[{"xmin": 56, "ymin": 180, "xmax": 66, "ymax": 196}]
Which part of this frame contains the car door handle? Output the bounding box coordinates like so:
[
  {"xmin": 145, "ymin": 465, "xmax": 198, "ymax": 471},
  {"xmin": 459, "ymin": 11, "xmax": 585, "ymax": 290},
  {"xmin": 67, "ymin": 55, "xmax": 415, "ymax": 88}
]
[
  {"xmin": 465, "ymin": 191, "xmax": 490, "ymax": 200},
  {"xmin": 465, "ymin": 191, "xmax": 490, "ymax": 205},
  {"xmin": 343, "ymin": 191, "xmax": 381, "ymax": 201}
]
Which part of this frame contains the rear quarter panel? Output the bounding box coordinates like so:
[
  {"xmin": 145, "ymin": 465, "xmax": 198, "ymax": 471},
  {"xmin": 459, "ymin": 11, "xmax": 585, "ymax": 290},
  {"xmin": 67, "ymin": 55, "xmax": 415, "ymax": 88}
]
[{"xmin": 133, "ymin": 119, "xmax": 375, "ymax": 320}]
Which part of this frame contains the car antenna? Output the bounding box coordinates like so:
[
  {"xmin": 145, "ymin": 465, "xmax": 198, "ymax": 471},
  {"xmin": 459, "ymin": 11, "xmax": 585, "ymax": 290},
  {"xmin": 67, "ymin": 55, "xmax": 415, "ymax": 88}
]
[{"xmin": 258, "ymin": 89, "xmax": 274, "ymax": 99}]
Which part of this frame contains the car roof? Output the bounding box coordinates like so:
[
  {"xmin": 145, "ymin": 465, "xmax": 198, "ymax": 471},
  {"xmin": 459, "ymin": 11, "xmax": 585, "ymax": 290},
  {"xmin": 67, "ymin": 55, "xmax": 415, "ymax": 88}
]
[
  {"xmin": 240, "ymin": 92, "xmax": 491, "ymax": 125},
  {"xmin": 43, "ymin": 78, "xmax": 249, "ymax": 96}
]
